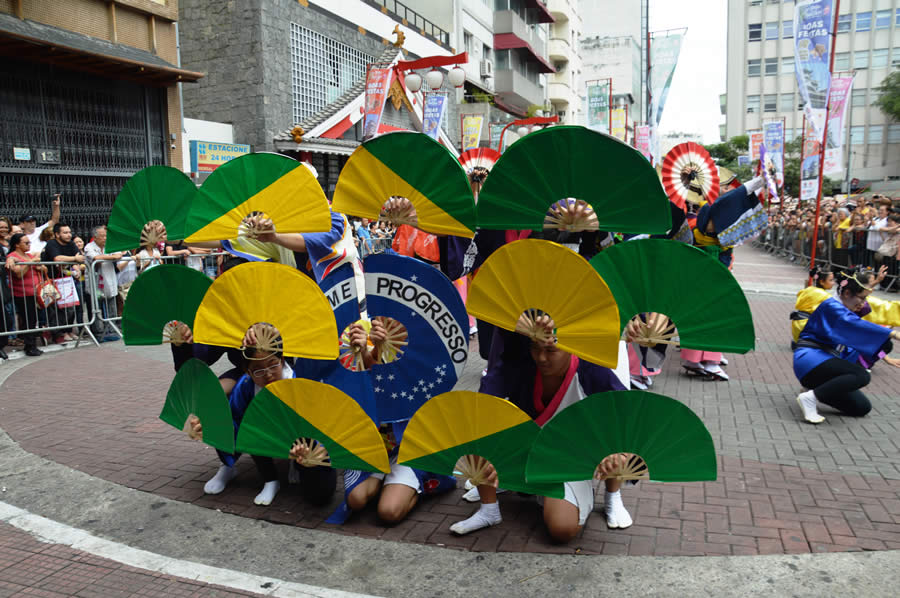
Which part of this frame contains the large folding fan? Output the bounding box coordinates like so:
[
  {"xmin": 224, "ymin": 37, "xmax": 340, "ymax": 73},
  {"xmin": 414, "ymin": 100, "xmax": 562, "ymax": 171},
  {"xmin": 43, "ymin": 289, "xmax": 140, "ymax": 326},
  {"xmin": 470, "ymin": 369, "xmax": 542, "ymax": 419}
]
[
  {"xmin": 192, "ymin": 262, "xmax": 338, "ymax": 359},
  {"xmin": 476, "ymin": 126, "xmax": 670, "ymax": 234},
  {"xmin": 122, "ymin": 264, "xmax": 212, "ymax": 345},
  {"xmin": 589, "ymin": 239, "xmax": 755, "ymax": 353},
  {"xmin": 398, "ymin": 391, "xmax": 564, "ymax": 498},
  {"xmin": 160, "ymin": 358, "xmax": 235, "ymax": 454},
  {"xmin": 661, "ymin": 142, "xmax": 720, "ymax": 209},
  {"xmin": 466, "ymin": 239, "xmax": 620, "ymax": 367},
  {"xmin": 185, "ymin": 152, "xmax": 331, "ymax": 242},
  {"xmin": 235, "ymin": 379, "xmax": 390, "ymax": 474},
  {"xmin": 458, "ymin": 147, "xmax": 501, "ymax": 173},
  {"xmin": 107, "ymin": 165, "xmax": 196, "ymax": 253},
  {"xmin": 331, "ymin": 132, "xmax": 477, "ymax": 237},
  {"xmin": 525, "ymin": 391, "xmax": 717, "ymax": 485}
]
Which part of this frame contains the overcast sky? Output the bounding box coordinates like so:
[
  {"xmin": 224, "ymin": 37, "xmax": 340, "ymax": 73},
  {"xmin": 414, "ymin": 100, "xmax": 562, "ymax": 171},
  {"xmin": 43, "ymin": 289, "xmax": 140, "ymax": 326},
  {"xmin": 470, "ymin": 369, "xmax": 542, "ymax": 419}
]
[{"xmin": 650, "ymin": 0, "xmax": 727, "ymax": 143}]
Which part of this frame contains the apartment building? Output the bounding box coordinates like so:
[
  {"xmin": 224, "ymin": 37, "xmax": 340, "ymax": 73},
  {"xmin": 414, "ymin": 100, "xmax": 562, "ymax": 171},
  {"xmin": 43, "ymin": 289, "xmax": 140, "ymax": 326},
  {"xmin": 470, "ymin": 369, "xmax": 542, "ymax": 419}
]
[{"xmin": 725, "ymin": 0, "xmax": 900, "ymax": 187}]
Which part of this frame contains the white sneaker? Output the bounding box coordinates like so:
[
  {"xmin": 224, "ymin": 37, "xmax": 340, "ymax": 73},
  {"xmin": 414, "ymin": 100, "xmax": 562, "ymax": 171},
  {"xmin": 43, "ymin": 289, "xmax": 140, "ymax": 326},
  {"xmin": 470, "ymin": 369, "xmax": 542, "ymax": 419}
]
[
  {"xmin": 796, "ymin": 390, "xmax": 824, "ymax": 424},
  {"xmin": 719, "ymin": 356, "xmax": 729, "ymax": 366},
  {"xmin": 682, "ymin": 360, "xmax": 706, "ymax": 376},
  {"xmin": 629, "ymin": 376, "xmax": 649, "ymax": 390}
]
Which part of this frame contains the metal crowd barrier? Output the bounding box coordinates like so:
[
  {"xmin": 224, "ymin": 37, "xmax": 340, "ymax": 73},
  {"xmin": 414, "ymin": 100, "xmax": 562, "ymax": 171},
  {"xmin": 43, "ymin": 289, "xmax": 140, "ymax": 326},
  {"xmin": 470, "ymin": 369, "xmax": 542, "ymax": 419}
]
[
  {"xmin": 1, "ymin": 257, "xmax": 99, "ymax": 350},
  {"xmin": 752, "ymin": 223, "xmax": 899, "ymax": 290}
]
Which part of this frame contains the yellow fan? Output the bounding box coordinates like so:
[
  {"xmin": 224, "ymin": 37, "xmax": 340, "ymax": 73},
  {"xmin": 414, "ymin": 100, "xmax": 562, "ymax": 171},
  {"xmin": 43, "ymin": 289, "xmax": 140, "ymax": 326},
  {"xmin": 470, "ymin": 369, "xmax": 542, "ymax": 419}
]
[
  {"xmin": 193, "ymin": 262, "xmax": 338, "ymax": 359},
  {"xmin": 467, "ymin": 239, "xmax": 619, "ymax": 367}
]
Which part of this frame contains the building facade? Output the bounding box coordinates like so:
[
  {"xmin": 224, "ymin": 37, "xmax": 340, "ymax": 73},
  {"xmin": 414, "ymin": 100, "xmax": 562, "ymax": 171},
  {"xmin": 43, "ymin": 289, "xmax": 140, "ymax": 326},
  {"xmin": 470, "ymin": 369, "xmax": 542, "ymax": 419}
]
[
  {"xmin": 492, "ymin": 0, "xmax": 555, "ymax": 115},
  {"xmin": 547, "ymin": 0, "xmax": 582, "ymax": 124},
  {"xmin": 0, "ymin": 0, "xmax": 200, "ymax": 235},
  {"xmin": 725, "ymin": 0, "xmax": 900, "ymax": 187}
]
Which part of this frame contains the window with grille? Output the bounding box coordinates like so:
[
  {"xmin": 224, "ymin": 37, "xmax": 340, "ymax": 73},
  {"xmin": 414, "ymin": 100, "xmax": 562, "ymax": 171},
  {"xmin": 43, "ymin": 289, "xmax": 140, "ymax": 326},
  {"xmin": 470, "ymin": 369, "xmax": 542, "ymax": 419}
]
[
  {"xmin": 888, "ymin": 124, "xmax": 900, "ymax": 144},
  {"xmin": 872, "ymin": 49, "xmax": 889, "ymax": 68},
  {"xmin": 856, "ymin": 12, "xmax": 872, "ymax": 32},
  {"xmin": 763, "ymin": 94, "xmax": 777, "ymax": 112},
  {"xmin": 783, "ymin": 20, "xmax": 793, "ymax": 38},
  {"xmin": 854, "ymin": 50, "xmax": 869, "ymax": 69},
  {"xmin": 851, "ymin": 89, "xmax": 866, "ymax": 107},
  {"xmin": 765, "ymin": 22, "xmax": 779, "ymax": 39},
  {"xmin": 850, "ymin": 125, "xmax": 864, "ymax": 145},
  {"xmin": 837, "ymin": 14, "xmax": 851, "ymax": 33},
  {"xmin": 290, "ymin": 24, "xmax": 374, "ymax": 124},
  {"xmin": 869, "ymin": 125, "xmax": 883, "ymax": 145},
  {"xmin": 748, "ymin": 59, "xmax": 761, "ymax": 76},
  {"xmin": 747, "ymin": 95, "xmax": 760, "ymax": 113},
  {"xmin": 875, "ymin": 10, "xmax": 891, "ymax": 30},
  {"xmin": 765, "ymin": 58, "xmax": 778, "ymax": 75},
  {"xmin": 782, "ymin": 56, "xmax": 794, "ymax": 73},
  {"xmin": 780, "ymin": 93, "xmax": 794, "ymax": 112},
  {"xmin": 749, "ymin": 23, "xmax": 762, "ymax": 41},
  {"xmin": 834, "ymin": 52, "xmax": 850, "ymax": 71}
]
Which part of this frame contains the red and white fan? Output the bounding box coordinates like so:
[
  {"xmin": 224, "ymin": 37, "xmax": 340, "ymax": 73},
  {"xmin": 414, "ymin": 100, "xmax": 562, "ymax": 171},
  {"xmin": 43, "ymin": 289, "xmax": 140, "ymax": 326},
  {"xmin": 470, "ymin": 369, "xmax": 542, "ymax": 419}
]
[
  {"xmin": 661, "ymin": 142, "xmax": 720, "ymax": 210},
  {"xmin": 458, "ymin": 147, "xmax": 501, "ymax": 173}
]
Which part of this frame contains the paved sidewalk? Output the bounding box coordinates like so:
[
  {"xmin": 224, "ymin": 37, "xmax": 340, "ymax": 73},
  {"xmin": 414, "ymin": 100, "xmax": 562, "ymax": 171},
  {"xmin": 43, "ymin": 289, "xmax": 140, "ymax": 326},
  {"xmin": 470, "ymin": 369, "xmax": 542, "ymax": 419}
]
[{"xmin": 1, "ymin": 244, "xmax": 900, "ymax": 560}]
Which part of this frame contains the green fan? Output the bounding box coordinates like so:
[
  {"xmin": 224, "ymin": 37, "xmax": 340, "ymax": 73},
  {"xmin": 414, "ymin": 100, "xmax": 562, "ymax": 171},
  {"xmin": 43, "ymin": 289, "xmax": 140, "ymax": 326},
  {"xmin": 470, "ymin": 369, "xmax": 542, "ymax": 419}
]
[
  {"xmin": 160, "ymin": 358, "xmax": 235, "ymax": 454},
  {"xmin": 185, "ymin": 152, "xmax": 331, "ymax": 242},
  {"xmin": 331, "ymin": 132, "xmax": 477, "ymax": 237},
  {"xmin": 525, "ymin": 391, "xmax": 717, "ymax": 485},
  {"xmin": 107, "ymin": 165, "xmax": 196, "ymax": 253},
  {"xmin": 477, "ymin": 126, "xmax": 670, "ymax": 234},
  {"xmin": 235, "ymin": 379, "xmax": 390, "ymax": 474},
  {"xmin": 398, "ymin": 391, "xmax": 564, "ymax": 498},
  {"xmin": 589, "ymin": 239, "xmax": 755, "ymax": 353},
  {"xmin": 121, "ymin": 264, "xmax": 212, "ymax": 345}
]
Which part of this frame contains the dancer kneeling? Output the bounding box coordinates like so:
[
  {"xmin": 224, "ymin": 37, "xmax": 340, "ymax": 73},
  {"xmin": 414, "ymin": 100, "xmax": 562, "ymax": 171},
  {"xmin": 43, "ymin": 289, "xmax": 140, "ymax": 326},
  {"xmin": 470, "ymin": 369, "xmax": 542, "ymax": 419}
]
[
  {"xmin": 452, "ymin": 315, "xmax": 633, "ymax": 542},
  {"xmin": 794, "ymin": 272, "xmax": 900, "ymax": 424},
  {"xmin": 190, "ymin": 324, "xmax": 336, "ymax": 505}
]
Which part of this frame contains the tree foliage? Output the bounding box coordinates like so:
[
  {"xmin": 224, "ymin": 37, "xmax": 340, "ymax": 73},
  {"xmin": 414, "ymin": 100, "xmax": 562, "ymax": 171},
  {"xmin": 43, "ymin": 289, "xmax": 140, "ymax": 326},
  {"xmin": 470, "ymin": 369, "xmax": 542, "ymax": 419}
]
[{"xmin": 875, "ymin": 71, "xmax": 900, "ymax": 121}]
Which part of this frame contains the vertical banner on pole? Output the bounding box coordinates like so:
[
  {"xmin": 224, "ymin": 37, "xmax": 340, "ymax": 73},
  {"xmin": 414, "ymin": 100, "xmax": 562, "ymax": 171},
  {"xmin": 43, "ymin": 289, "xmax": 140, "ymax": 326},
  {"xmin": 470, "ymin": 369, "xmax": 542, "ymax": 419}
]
[
  {"xmin": 824, "ymin": 74, "xmax": 855, "ymax": 175},
  {"xmin": 363, "ymin": 66, "xmax": 393, "ymax": 139},
  {"xmin": 489, "ymin": 122, "xmax": 505, "ymax": 151},
  {"xmin": 763, "ymin": 119, "xmax": 785, "ymax": 190},
  {"xmin": 648, "ymin": 32, "xmax": 685, "ymax": 163},
  {"xmin": 635, "ymin": 125, "xmax": 651, "ymax": 159},
  {"xmin": 611, "ymin": 107, "xmax": 627, "ymax": 141},
  {"xmin": 800, "ymin": 117, "xmax": 821, "ymax": 201},
  {"xmin": 461, "ymin": 115, "xmax": 484, "ymax": 151},
  {"xmin": 794, "ymin": 0, "xmax": 835, "ymax": 141},
  {"xmin": 586, "ymin": 80, "xmax": 611, "ymax": 134},
  {"xmin": 748, "ymin": 130, "xmax": 764, "ymax": 162},
  {"xmin": 422, "ymin": 94, "xmax": 447, "ymax": 140}
]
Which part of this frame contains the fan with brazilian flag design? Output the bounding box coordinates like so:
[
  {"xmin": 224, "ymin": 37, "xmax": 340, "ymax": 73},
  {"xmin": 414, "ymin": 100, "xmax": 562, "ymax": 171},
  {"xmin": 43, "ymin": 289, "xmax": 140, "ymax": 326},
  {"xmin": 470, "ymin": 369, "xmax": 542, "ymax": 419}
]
[
  {"xmin": 525, "ymin": 391, "xmax": 717, "ymax": 485},
  {"xmin": 106, "ymin": 166, "xmax": 197, "ymax": 253},
  {"xmin": 160, "ymin": 358, "xmax": 235, "ymax": 454},
  {"xmin": 589, "ymin": 239, "xmax": 755, "ymax": 354},
  {"xmin": 476, "ymin": 126, "xmax": 670, "ymax": 234},
  {"xmin": 192, "ymin": 262, "xmax": 338, "ymax": 360},
  {"xmin": 185, "ymin": 153, "xmax": 331, "ymax": 243},
  {"xmin": 332, "ymin": 132, "xmax": 477, "ymax": 238},
  {"xmin": 235, "ymin": 378, "xmax": 390, "ymax": 474},
  {"xmin": 122, "ymin": 264, "xmax": 212, "ymax": 346},
  {"xmin": 466, "ymin": 239, "xmax": 620, "ymax": 368},
  {"xmin": 398, "ymin": 391, "xmax": 564, "ymax": 498}
]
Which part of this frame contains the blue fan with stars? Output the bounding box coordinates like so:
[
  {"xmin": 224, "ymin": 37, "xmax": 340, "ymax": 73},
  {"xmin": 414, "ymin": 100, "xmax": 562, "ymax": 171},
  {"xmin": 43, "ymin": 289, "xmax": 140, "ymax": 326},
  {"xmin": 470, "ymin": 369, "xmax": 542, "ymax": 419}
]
[{"xmin": 366, "ymin": 253, "xmax": 469, "ymax": 424}]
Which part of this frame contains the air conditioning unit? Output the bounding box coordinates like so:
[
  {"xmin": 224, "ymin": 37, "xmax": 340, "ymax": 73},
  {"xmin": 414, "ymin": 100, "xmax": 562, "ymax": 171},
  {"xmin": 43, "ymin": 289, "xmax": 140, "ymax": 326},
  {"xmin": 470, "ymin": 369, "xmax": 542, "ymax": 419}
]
[{"xmin": 480, "ymin": 59, "xmax": 493, "ymax": 77}]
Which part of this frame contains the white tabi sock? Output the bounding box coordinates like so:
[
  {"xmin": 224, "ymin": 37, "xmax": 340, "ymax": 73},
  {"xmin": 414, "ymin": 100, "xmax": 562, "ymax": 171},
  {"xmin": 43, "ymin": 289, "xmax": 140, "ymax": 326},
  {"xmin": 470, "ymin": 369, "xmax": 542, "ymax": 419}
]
[
  {"xmin": 605, "ymin": 490, "xmax": 633, "ymax": 529},
  {"xmin": 254, "ymin": 480, "xmax": 281, "ymax": 506},
  {"xmin": 796, "ymin": 389, "xmax": 825, "ymax": 424},
  {"xmin": 203, "ymin": 465, "xmax": 236, "ymax": 495},
  {"xmin": 449, "ymin": 502, "xmax": 502, "ymax": 535}
]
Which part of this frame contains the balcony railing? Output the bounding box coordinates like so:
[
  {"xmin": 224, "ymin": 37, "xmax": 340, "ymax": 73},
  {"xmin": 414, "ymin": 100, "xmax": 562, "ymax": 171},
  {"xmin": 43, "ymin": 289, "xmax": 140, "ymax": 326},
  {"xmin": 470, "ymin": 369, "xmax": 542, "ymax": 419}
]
[
  {"xmin": 494, "ymin": 10, "xmax": 546, "ymax": 59},
  {"xmin": 494, "ymin": 68, "xmax": 544, "ymax": 107},
  {"xmin": 372, "ymin": 0, "xmax": 451, "ymax": 46}
]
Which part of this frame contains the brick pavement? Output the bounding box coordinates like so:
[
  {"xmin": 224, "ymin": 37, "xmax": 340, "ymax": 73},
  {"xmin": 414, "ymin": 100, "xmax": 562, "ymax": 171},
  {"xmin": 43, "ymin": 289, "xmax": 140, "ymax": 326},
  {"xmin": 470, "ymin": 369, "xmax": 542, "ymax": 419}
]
[
  {"xmin": 2, "ymin": 244, "xmax": 900, "ymax": 557},
  {"xmin": 0, "ymin": 521, "xmax": 264, "ymax": 597}
]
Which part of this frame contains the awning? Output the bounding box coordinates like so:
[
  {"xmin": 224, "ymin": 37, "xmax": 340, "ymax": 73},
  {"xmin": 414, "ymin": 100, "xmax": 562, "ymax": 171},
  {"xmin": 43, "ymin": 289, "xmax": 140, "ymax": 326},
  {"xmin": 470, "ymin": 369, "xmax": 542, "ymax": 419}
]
[
  {"xmin": 526, "ymin": 0, "xmax": 556, "ymax": 23},
  {"xmin": 0, "ymin": 13, "xmax": 203, "ymax": 86},
  {"xmin": 493, "ymin": 96, "xmax": 527, "ymax": 118},
  {"xmin": 494, "ymin": 33, "xmax": 556, "ymax": 73}
]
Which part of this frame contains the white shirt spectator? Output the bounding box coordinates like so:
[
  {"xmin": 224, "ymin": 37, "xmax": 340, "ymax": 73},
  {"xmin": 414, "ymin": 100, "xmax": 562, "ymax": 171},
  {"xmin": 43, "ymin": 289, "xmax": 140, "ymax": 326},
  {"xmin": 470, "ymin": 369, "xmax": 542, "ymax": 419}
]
[
  {"xmin": 27, "ymin": 222, "xmax": 51, "ymax": 255},
  {"xmin": 84, "ymin": 241, "xmax": 119, "ymax": 299},
  {"xmin": 868, "ymin": 217, "xmax": 889, "ymax": 252}
]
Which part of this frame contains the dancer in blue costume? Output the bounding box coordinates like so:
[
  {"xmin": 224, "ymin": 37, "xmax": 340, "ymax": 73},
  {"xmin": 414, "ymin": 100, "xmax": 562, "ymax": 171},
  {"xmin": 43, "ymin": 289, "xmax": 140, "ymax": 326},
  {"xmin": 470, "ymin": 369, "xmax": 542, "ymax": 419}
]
[{"xmin": 794, "ymin": 272, "xmax": 900, "ymax": 424}]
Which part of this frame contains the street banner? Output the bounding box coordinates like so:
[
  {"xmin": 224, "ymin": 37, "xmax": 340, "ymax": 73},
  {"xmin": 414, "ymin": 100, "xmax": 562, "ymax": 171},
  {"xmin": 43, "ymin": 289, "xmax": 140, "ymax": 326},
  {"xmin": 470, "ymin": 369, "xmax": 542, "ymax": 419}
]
[
  {"xmin": 800, "ymin": 117, "xmax": 820, "ymax": 201},
  {"xmin": 586, "ymin": 80, "xmax": 611, "ymax": 133},
  {"xmin": 611, "ymin": 107, "xmax": 627, "ymax": 141},
  {"xmin": 748, "ymin": 130, "xmax": 764, "ymax": 162},
  {"xmin": 649, "ymin": 32, "xmax": 684, "ymax": 162},
  {"xmin": 461, "ymin": 115, "xmax": 484, "ymax": 151},
  {"xmin": 759, "ymin": 144, "xmax": 778, "ymax": 198},
  {"xmin": 422, "ymin": 94, "xmax": 447, "ymax": 140},
  {"xmin": 363, "ymin": 66, "xmax": 393, "ymax": 139},
  {"xmin": 824, "ymin": 74, "xmax": 855, "ymax": 175},
  {"xmin": 794, "ymin": 0, "xmax": 834, "ymax": 141},
  {"xmin": 635, "ymin": 125, "xmax": 651, "ymax": 159},
  {"xmin": 489, "ymin": 122, "xmax": 505, "ymax": 151},
  {"xmin": 763, "ymin": 120, "xmax": 785, "ymax": 188}
]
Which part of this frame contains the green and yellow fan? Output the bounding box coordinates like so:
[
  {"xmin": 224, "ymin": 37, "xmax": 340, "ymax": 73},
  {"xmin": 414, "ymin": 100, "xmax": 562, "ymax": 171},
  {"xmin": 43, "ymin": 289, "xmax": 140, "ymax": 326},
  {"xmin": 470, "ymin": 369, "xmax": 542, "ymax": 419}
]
[
  {"xmin": 477, "ymin": 126, "xmax": 670, "ymax": 234},
  {"xmin": 192, "ymin": 262, "xmax": 338, "ymax": 360},
  {"xmin": 121, "ymin": 264, "xmax": 212, "ymax": 345},
  {"xmin": 466, "ymin": 239, "xmax": 620, "ymax": 367},
  {"xmin": 525, "ymin": 391, "xmax": 717, "ymax": 485},
  {"xmin": 107, "ymin": 165, "xmax": 196, "ymax": 253},
  {"xmin": 332, "ymin": 132, "xmax": 476, "ymax": 237},
  {"xmin": 185, "ymin": 153, "xmax": 331, "ymax": 243},
  {"xmin": 398, "ymin": 391, "xmax": 564, "ymax": 498},
  {"xmin": 160, "ymin": 358, "xmax": 235, "ymax": 454},
  {"xmin": 235, "ymin": 378, "xmax": 390, "ymax": 474},
  {"xmin": 589, "ymin": 239, "xmax": 755, "ymax": 353}
]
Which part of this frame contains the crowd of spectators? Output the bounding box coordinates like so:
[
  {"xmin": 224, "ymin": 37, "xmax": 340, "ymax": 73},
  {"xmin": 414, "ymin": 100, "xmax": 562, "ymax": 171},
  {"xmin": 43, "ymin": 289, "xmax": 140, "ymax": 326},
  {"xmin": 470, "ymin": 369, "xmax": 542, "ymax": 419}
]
[
  {"xmin": 761, "ymin": 193, "xmax": 900, "ymax": 290},
  {"xmin": 349, "ymin": 218, "xmax": 395, "ymax": 258}
]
